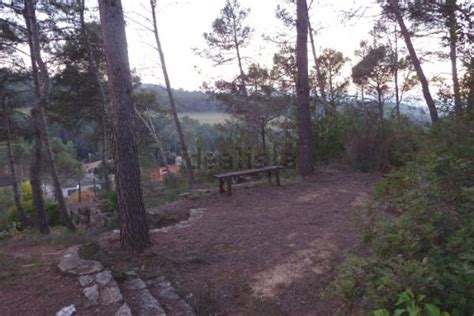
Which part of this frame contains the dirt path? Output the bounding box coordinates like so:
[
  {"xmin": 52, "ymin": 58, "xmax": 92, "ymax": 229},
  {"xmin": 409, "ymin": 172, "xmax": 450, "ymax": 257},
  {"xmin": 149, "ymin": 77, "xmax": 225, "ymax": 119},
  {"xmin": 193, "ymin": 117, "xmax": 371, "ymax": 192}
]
[{"xmin": 149, "ymin": 169, "xmax": 378, "ymax": 315}]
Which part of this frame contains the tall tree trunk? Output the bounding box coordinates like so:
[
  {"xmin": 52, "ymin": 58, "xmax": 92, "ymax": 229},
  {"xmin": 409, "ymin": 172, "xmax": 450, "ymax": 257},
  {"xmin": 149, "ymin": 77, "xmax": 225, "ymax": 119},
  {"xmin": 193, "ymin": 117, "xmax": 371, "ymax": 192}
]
[
  {"xmin": 78, "ymin": 0, "xmax": 111, "ymax": 192},
  {"xmin": 377, "ymin": 84, "xmax": 385, "ymax": 130},
  {"xmin": 149, "ymin": 0, "xmax": 195, "ymax": 185},
  {"xmin": 24, "ymin": 0, "xmax": 76, "ymax": 231},
  {"xmin": 30, "ymin": 112, "xmax": 50, "ymax": 234},
  {"xmin": 388, "ymin": 0, "xmax": 439, "ymax": 123},
  {"xmin": 134, "ymin": 107, "xmax": 170, "ymax": 170},
  {"xmin": 468, "ymin": 57, "xmax": 474, "ymax": 113},
  {"xmin": 2, "ymin": 101, "xmax": 28, "ymax": 228},
  {"xmin": 308, "ymin": 19, "xmax": 325, "ymax": 155},
  {"xmin": 296, "ymin": 0, "xmax": 314, "ymax": 176},
  {"xmin": 229, "ymin": 6, "xmax": 253, "ymax": 133},
  {"xmin": 23, "ymin": 1, "xmax": 49, "ymax": 234},
  {"xmin": 260, "ymin": 118, "xmax": 267, "ymax": 166},
  {"xmin": 99, "ymin": 0, "xmax": 150, "ymax": 252},
  {"xmin": 308, "ymin": 20, "xmax": 326, "ymax": 103},
  {"xmin": 328, "ymin": 70, "xmax": 336, "ymax": 116},
  {"xmin": 447, "ymin": 0, "xmax": 462, "ymax": 113},
  {"xmin": 393, "ymin": 25, "xmax": 401, "ymax": 122}
]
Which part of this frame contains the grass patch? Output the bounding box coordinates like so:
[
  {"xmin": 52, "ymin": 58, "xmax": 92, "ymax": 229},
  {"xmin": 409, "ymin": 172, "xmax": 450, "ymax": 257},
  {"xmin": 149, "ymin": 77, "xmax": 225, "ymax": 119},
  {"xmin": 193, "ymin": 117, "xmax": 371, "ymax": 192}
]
[
  {"xmin": 3, "ymin": 226, "xmax": 101, "ymax": 248},
  {"xmin": 0, "ymin": 253, "xmax": 44, "ymax": 284}
]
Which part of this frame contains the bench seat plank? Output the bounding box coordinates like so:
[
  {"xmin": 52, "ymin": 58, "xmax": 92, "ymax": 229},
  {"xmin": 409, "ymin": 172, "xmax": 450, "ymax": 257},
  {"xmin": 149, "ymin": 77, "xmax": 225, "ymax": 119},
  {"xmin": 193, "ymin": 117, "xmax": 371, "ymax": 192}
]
[
  {"xmin": 214, "ymin": 166, "xmax": 283, "ymax": 195},
  {"xmin": 214, "ymin": 166, "xmax": 283, "ymax": 179}
]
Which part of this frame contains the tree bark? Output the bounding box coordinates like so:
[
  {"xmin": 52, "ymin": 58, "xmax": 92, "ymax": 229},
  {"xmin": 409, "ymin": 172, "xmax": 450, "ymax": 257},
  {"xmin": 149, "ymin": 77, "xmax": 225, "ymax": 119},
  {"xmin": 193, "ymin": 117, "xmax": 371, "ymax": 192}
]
[
  {"xmin": 23, "ymin": 1, "xmax": 49, "ymax": 234},
  {"xmin": 30, "ymin": 111, "xmax": 50, "ymax": 234},
  {"xmin": 260, "ymin": 118, "xmax": 267, "ymax": 166},
  {"xmin": 78, "ymin": 0, "xmax": 111, "ymax": 192},
  {"xmin": 134, "ymin": 107, "xmax": 170, "ymax": 170},
  {"xmin": 393, "ymin": 25, "xmax": 401, "ymax": 122},
  {"xmin": 2, "ymin": 101, "xmax": 28, "ymax": 228},
  {"xmin": 296, "ymin": 0, "xmax": 314, "ymax": 176},
  {"xmin": 99, "ymin": 0, "xmax": 151, "ymax": 252},
  {"xmin": 468, "ymin": 57, "xmax": 474, "ymax": 113},
  {"xmin": 388, "ymin": 0, "xmax": 439, "ymax": 123},
  {"xmin": 149, "ymin": 0, "xmax": 195, "ymax": 185},
  {"xmin": 308, "ymin": 20, "xmax": 326, "ymax": 103},
  {"xmin": 24, "ymin": 0, "xmax": 76, "ymax": 231},
  {"xmin": 447, "ymin": 0, "xmax": 462, "ymax": 113}
]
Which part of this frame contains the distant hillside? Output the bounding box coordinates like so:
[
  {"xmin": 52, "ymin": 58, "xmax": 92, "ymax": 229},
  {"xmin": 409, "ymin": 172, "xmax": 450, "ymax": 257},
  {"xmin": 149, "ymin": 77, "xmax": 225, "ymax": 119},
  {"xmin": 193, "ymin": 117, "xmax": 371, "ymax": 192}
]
[
  {"xmin": 388, "ymin": 102, "xmax": 432, "ymax": 123},
  {"xmin": 140, "ymin": 84, "xmax": 223, "ymax": 113}
]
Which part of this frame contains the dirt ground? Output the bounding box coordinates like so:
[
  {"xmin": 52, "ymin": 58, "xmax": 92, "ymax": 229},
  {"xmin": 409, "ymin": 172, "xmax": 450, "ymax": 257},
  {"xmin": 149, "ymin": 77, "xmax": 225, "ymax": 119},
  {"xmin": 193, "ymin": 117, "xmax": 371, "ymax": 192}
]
[
  {"xmin": 0, "ymin": 242, "xmax": 83, "ymax": 316},
  {"xmin": 0, "ymin": 168, "xmax": 378, "ymax": 315},
  {"xmin": 94, "ymin": 168, "xmax": 373, "ymax": 315},
  {"xmin": 144, "ymin": 169, "xmax": 377, "ymax": 315}
]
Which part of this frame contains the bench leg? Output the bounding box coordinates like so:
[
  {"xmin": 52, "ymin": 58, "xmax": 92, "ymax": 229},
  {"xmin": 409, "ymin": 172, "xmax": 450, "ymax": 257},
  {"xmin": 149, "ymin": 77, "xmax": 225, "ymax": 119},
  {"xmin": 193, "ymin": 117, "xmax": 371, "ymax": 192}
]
[
  {"xmin": 276, "ymin": 170, "xmax": 281, "ymax": 186},
  {"xmin": 267, "ymin": 171, "xmax": 272, "ymax": 183},
  {"xmin": 219, "ymin": 179, "xmax": 224, "ymax": 193},
  {"xmin": 227, "ymin": 178, "xmax": 232, "ymax": 195}
]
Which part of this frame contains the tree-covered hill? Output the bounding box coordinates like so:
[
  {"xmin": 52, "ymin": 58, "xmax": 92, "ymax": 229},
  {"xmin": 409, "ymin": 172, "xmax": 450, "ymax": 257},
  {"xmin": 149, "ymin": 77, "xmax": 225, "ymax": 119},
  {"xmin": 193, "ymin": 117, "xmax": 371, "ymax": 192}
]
[{"xmin": 140, "ymin": 84, "xmax": 223, "ymax": 113}]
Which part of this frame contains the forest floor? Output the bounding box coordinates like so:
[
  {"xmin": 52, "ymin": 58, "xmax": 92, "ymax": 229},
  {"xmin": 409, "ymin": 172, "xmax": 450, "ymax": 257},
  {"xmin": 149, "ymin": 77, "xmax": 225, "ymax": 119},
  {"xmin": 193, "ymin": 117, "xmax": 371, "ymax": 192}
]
[{"xmin": 0, "ymin": 167, "xmax": 378, "ymax": 315}]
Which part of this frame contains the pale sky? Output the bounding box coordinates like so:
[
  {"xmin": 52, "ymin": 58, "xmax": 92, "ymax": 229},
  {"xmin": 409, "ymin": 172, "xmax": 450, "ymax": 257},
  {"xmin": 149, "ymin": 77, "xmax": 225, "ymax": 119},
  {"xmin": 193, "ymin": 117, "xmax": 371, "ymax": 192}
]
[
  {"xmin": 103, "ymin": 0, "xmax": 451, "ymax": 92},
  {"xmin": 120, "ymin": 0, "xmax": 388, "ymax": 90}
]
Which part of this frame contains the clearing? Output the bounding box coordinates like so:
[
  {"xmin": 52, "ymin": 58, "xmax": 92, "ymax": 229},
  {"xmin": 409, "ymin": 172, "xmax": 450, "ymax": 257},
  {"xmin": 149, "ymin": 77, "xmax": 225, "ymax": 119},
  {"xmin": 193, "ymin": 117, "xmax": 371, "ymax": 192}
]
[{"xmin": 0, "ymin": 168, "xmax": 378, "ymax": 315}]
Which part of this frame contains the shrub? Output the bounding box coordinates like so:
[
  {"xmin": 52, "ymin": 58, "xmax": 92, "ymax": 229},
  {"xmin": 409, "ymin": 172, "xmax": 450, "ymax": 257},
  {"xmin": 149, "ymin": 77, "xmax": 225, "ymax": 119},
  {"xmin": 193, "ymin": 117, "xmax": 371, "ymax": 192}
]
[
  {"xmin": 67, "ymin": 189, "xmax": 96, "ymax": 203},
  {"xmin": 314, "ymin": 109, "xmax": 424, "ymax": 172},
  {"xmin": 100, "ymin": 191, "xmax": 118, "ymax": 213},
  {"xmin": 374, "ymin": 288, "xmax": 450, "ymax": 316},
  {"xmin": 7, "ymin": 181, "xmax": 62, "ymax": 227},
  {"xmin": 330, "ymin": 114, "xmax": 474, "ymax": 315}
]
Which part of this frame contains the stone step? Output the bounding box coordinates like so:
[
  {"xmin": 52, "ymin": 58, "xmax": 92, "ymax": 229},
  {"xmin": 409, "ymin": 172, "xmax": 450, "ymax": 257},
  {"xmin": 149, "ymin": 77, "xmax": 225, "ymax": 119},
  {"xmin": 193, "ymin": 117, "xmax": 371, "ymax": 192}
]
[
  {"xmin": 57, "ymin": 246, "xmax": 130, "ymax": 315},
  {"xmin": 148, "ymin": 277, "xmax": 196, "ymax": 316},
  {"xmin": 121, "ymin": 272, "xmax": 195, "ymax": 316},
  {"xmin": 121, "ymin": 273, "xmax": 166, "ymax": 316}
]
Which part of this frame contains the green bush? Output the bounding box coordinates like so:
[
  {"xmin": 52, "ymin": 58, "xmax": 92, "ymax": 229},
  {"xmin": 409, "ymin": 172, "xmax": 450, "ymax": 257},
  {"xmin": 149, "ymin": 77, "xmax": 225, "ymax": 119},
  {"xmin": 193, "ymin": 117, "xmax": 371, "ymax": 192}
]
[
  {"xmin": 314, "ymin": 110, "xmax": 423, "ymax": 171},
  {"xmin": 374, "ymin": 288, "xmax": 450, "ymax": 316},
  {"xmin": 330, "ymin": 114, "xmax": 474, "ymax": 315},
  {"xmin": 7, "ymin": 182, "xmax": 61, "ymax": 227},
  {"xmin": 100, "ymin": 191, "xmax": 118, "ymax": 213}
]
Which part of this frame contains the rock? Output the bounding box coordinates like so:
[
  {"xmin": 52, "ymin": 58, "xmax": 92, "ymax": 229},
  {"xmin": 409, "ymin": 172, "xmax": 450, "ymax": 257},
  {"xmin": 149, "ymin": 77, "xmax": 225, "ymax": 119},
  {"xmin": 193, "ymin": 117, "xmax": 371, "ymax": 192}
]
[
  {"xmin": 176, "ymin": 299, "xmax": 196, "ymax": 316},
  {"xmin": 123, "ymin": 278, "xmax": 147, "ymax": 291},
  {"xmin": 154, "ymin": 278, "xmax": 196, "ymax": 316},
  {"xmin": 138, "ymin": 289, "xmax": 166, "ymax": 316},
  {"xmin": 115, "ymin": 303, "xmax": 132, "ymax": 316},
  {"xmin": 124, "ymin": 271, "xmax": 138, "ymax": 278},
  {"xmin": 58, "ymin": 246, "xmax": 103, "ymax": 276},
  {"xmin": 89, "ymin": 207, "xmax": 110, "ymax": 228},
  {"xmin": 56, "ymin": 304, "xmax": 76, "ymax": 316},
  {"xmin": 158, "ymin": 286, "xmax": 180, "ymax": 301},
  {"xmin": 101, "ymin": 281, "xmax": 124, "ymax": 305},
  {"xmin": 180, "ymin": 192, "xmax": 191, "ymax": 199},
  {"xmin": 97, "ymin": 230, "xmax": 120, "ymax": 249},
  {"xmin": 95, "ymin": 270, "xmax": 113, "ymax": 287},
  {"xmin": 78, "ymin": 275, "xmax": 95, "ymax": 287},
  {"xmin": 83, "ymin": 285, "xmax": 100, "ymax": 307}
]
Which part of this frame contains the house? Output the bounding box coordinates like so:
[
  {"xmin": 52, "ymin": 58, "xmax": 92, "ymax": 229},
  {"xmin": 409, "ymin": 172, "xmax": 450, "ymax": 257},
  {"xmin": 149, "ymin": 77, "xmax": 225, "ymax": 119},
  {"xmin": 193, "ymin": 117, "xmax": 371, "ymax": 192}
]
[
  {"xmin": 84, "ymin": 160, "xmax": 103, "ymax": 174},
  {"xmin": 0, "ymin": 176, "xmax": 14, "ymax": 188},
  {"xmin": 42, "ymin": 173, "xmax": 103, "ymax": 200},
  {"xmin": 150, "ymin": 165, "xmax": 180, "ymax": 182}
]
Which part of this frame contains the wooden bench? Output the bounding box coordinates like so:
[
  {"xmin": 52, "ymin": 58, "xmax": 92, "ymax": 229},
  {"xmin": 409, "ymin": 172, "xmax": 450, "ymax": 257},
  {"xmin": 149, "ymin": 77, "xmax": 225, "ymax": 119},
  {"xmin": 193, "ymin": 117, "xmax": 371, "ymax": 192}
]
[{"xmin": 214, "ymin": 166, "xmax": 283, "ymax": 195}]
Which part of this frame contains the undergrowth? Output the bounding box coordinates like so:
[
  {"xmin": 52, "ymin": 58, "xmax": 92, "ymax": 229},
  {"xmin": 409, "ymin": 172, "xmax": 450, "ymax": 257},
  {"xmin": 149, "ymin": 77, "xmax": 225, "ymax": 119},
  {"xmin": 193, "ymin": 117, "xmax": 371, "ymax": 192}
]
[{"xmin": 329, "ymin": 113, "xmax": 474, "ymax": 315}]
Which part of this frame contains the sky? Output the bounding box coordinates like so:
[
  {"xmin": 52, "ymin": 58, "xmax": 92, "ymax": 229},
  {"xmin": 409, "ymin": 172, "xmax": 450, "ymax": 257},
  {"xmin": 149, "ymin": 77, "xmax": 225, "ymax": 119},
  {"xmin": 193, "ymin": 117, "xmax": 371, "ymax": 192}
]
[{"xmin": 120, "ymin": 0, "xmax": 403, "ymax": 91}]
